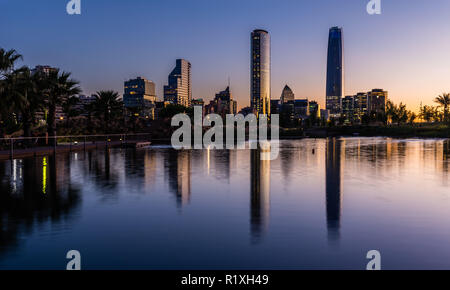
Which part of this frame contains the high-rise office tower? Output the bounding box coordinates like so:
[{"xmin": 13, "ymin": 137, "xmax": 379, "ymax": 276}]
[
  {"xmin": 353, "ymin": 92, "xmax": 368, "ymax": 123},
  {"xmin": 251, "ymin": 29, "xmax": 271, "ymax": 117},
  {"xmin": 215, "ymin": 86, "xmax": 237, "ymax": 115},
  {"xmin": 124, "ymin": 77, "xmax": 156, "ymax": 107},
  {"xmin": 326, "ymin": 27, "xmax": 344, "ymax": 117},
  {"xmin": 205, "ymin": 86, "xmax": 237, "ymax": 117},
  {"xmin": 123, "ymin": 77, "xmax": 157, "ymax": 119},
  {"xmin": 280, "ymin": 85, "xmax": 295, "ymax": 104},
  {"xmin": 164, "ymin": 59, "xmax": 192, "ymax": 107},
  {"xmin": 368, "ymin": 89, "xmax": 387, "ymax": 115},
  {"xmin": 342, "ymin": 95, "xmax": 355, "ymax": 123}
]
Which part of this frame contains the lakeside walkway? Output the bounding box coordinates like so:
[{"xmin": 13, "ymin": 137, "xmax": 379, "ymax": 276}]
[{"xmin": 0, "ymin": 141, "xmax": 141, "ymax": 160}]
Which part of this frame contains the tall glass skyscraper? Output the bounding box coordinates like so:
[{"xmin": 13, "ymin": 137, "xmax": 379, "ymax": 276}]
[
  {"xmin": 326, "ymin": 27, "xmax": 344, "ymax": 117},
  {"xmin": 251, "ymin": 29, "xmax": 271, "ymax": 117},
  {"xmin": 164, "ymin": 59, "xmax": 192, "ymax": 107}
]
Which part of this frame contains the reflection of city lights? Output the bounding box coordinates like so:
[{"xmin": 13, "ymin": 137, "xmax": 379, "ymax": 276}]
[
  {"xmin": 42, "ymin": 157, "xmax": 47, "ymax": 194},
  {"xmin": 206, "ymin": 145, "xmax": 210, "ymax": 175},
  {"xmin": 12, "ymin": 159, "xmax": 17, "ymax": 193}
]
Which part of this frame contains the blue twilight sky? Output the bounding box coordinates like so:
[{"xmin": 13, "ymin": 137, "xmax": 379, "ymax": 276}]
[{"xmin": 1, "ymin": 0, "xmax": 450, "ymax": 110}]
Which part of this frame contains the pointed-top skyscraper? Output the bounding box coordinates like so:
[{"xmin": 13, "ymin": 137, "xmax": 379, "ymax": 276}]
[
  {"xmin": 326, "ymin": 27, "xmax": 344, "ymax": 117},
  {"xmin": 280, "ymin": 85, "xmax": 295, "ymax": 104}
]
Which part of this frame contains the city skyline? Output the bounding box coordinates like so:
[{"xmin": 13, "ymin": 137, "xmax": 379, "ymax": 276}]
[
  {"xmin": 2, "ymin": 0, "xmax": 450, "ymax": 272},
  {"xmin": 2, "ymin": 0, "xmax": 450, "ymax": 112}
]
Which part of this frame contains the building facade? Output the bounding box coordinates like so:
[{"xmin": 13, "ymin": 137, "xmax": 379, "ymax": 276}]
[
  {"xmin": 280, "ymin": 85, "xmax": 295, "ymax": 104},
  {"xmin": 239, "ymin": 106, "xmax": 256, "ymax": 116},
  {"xmin": 270, "ymin": 99, "xmax": 280, "ymax": 115},
  {"xmin": 294, "ymin": 99, "xmax": 309, "ymax": 119},
  {"xmin": 191, "ymin": 98, "xmax": 206, "ymax": 118},
  {"xmin": 205, "ymin": 86, "xmax": 237, "ymax": 118},
  {"xmin": 327, "ymin": 89, "xmax": 388, "ymax": 125},
  {"xmin": 31, "ymin": 65, "xmax": 58, "ymax": 75},
  {"xmin": 280, "ymin": 102, "xmax": 295, "ymax": 127},
  {"xmin": 368, "ymin": 89, "xmax": 387, "ymax": 115},
  {"xmin": 353, "ymin": 92, "xmax": 368, "ymax": 122},
  {"xmin": 251, "ymin": 29, "xmax": 271, "ymax": 117},
  {"xmin": 164, "ymin": 59, "xmax": 192, "ymax": 107},
  {"xmin": 309, "ymin": 101, "xmax": 320, "ymax": 119},
  {"xmin": 342, "ymin": 95, "xmax": 355, "ymax": 123},
  {"xmin": 326, "ymin": 27, "xmax": 344, "ymax": 118},
  {"xmin": 123, "ymin": 77, "xmax": 157, "ymax": 119},
  {"xmin": 321, "ymin": 109, "xmax": 330, "ymax": 121}
]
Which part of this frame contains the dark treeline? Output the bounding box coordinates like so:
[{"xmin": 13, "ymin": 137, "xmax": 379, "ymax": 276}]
[
  {"xmin": 0, "ymin": 48, "xmax": 199, "ymax": 141},
  {"xmin": 0, "ymin": 48, "xmax": 136, "ymax": 139}
]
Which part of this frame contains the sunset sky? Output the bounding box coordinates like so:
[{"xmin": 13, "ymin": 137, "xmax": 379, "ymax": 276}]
[{"xmin": 1, "ymin": 0, "xmax": 450, "ymax": 111}]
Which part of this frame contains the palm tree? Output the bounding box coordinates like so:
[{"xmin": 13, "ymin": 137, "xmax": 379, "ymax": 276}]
[
  {"xmin": 93, "ymin": 90, "xmax": 123, "ymax": 133},
  {"xmin": 408, "ymin": 111, "xmax": 417, "ymax": 125},
  {"xmin": 84, "ymin": 102, "xmax": 96, "ymax": 134},
  {"xmin": 44, "ymin": 69, "xmax": 81, "ymax": 142},
  {"xmin": 420, "ymin": 105, "xmax": 438, "ymax": 123},
  {"xmin": 126, "ymin": 106, "xmax": 142, "ymax": 133},
  {"xmin": 3, "ymin": 67, "xmax": 44, "ymax": 137},
  {"xmin": 62, "ymin": 96, "xmax": 80, "ymax": 129},
  {"xmin": 396, "ymin": 102, "xmax": 409, "ymax": 125},
  {"xmin": 0, "ymin": 48, "xmax": 22, "ymax": 75},
  {"xmin": 0, "ymin": 48, "xmax": 22, "ymax": 136},
  {"xmin": 386, "ymin": 100, "xmax": 396, "ymax": 124},
  {"xmin": 434, "ymin": 93, "xmax": 450, "ymax": 123}
]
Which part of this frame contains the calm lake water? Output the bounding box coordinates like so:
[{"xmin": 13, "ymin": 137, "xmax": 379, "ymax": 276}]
[{"xmin": 0, "ymin": 138, "xmax": 449, "ymax": 270}]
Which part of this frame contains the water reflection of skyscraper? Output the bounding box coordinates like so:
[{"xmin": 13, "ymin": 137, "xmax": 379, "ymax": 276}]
[
  {"xmin": 442, "ymin": 140, "xmax": 449, "ymax": 185},
  {"xmin": 89, "ymin": 150, "xmax": 120, "ymax": 196},
  {"xmin": 212, "ymin": 150, "xmax": 231, "ymax": 182},
  {"xmin": 0, "ymin": 155, "xmax": 81, "ymax": 256},
  {"xmin": 250, "ymin": 149, "xmax": 270, "ymax": 243},
  {"xmin": 124, "ymin": 149, "xmax": 157, "ymax": 191},
  {"xmin": 444, "ymin": 140, "xmax": 450, "ymax": 160},
  {"xmin": 165, "ymin": 150, "xmax": 191, "ymax": 208},
  {"xmin": 279, "ymin": 145, "xmax": 294, "ymax": 182},
  {"xmin": 325, "ymin": 138, "xmax": 344, "ymax": 242},
  {"xmin": 202, "ymin": 148, "xmax": 233, "ymax": 182}
]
